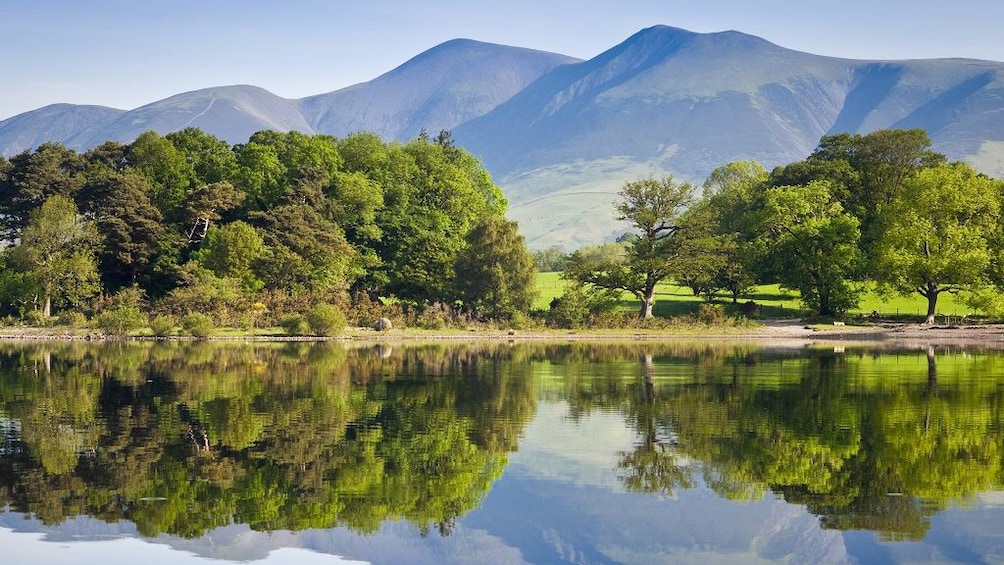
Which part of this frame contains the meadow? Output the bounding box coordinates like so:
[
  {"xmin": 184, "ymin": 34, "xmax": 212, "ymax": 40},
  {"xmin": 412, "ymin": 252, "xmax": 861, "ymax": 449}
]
[{"xmin": 534, "ymin": 272, "xmax": 970, "ymax": 322}]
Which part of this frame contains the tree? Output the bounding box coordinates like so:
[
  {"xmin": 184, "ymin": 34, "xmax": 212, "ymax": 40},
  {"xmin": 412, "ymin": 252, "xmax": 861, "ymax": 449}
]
[
  {"xmin": 193, "ymin": 221, "xmax": 266, "ymax": 291},
  {"xmin": 701, "ymin": 161, "xmax": 770, "ymax": 303},
  {"xmin": 565, "ymin": 176, "xmax": 695, "ymax": 318},
  {"xmin": 0, "ymin": 143, "xmax": 86, "ymax": 241},
  {"xmin": 454, "ymin": 217, "xmax": 537, "ymax": 320},
  {"xmin": 76, "ymin": 169, "xmax": 175, "ymax": 294},
  {"xmin": 872, "ymin": 163, "xmax": 1001, "ymax": 324},
  {"xmin": 760, "ymin": 181, "xmax": 863, "ymax": 317},
  {"xmin": 7, "ymin": 195, "xmax": 100, "ymax": 317}
]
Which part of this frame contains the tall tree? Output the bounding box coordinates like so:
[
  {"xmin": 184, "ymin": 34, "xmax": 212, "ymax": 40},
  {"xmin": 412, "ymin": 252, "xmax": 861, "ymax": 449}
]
[
  {"xmin": 7, "ymin": 195, "xmax": 100, "ymax": 316},
  {"xmin": 872, "ymin": 163, "xmax": 1001, "ymax": 324},
  {"xmin": 565, "ymin": 176, "xmax": 695, "ymax": 318},
  {"xmin": 0, "ymin": 143, "xmax": 86, "ymax": 241},
  {"xmin": 760, "ymin": 181, "xmax": 863, "ymax": 317},
  {"xmin": 76, "ymin": 170, "xmax": 175, "ymax": 293},
  {"xmin": 454, "ymin": 217, "xmax": 537, "ymax": 320}
]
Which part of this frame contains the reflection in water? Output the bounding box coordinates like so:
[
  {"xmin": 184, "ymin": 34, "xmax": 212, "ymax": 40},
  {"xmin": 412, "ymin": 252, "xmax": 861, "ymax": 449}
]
[{"xmin": 0, "ymin": 340, "xmax": 1003, "ymax": 559}]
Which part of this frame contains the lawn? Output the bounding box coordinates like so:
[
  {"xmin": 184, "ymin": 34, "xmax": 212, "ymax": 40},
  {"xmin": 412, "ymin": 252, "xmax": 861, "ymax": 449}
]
[{"xmin": 535, "ymin": 272, "xmax": 971, "ymax": 321}]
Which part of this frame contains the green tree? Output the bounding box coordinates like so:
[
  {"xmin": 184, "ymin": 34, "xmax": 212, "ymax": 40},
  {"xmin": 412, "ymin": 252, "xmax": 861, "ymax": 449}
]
[
  {"xmin": 0, "ymin": 143, "xmax": 86, "ymax": 241},
  {"xmin": 565, "ymin": 176, "xmax": 695, "ymax": 318},
  {"xmin": 702, "ymin": 161, "xmax": 769, "ymax": 301},
  {"xmin": 760, "ymin": 181, "xmax": 863, "ymax": 317},
  {"xmin": 872, "ymin": 163, "xmax": 1001, "ymax": 323},
  {"xmin": 454, "ymin": 217, "xmax": 537, "ymax": 320},
  {"xmin": 193, "ymin": 221, "xmax": 266, "ymax": 291},
  {"xmin": 76, "ymin": 169, "xmax": 176, "ymax": 294},
  {"xmin": 7, "ymin": 195, "xmax": 100, "ymax": 317}
]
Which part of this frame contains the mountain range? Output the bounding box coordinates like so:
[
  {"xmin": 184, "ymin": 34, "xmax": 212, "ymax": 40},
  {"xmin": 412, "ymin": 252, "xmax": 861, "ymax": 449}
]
[{"xmin": 3, "ymin": 25, "xmax": 1003, "ymax": 249}]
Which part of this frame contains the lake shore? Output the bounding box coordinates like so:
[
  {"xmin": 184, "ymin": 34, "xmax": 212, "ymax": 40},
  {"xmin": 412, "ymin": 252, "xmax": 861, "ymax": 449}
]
[{"xmin": 1, "ymin": 320, "xmax": 1003, "ymax": 347}]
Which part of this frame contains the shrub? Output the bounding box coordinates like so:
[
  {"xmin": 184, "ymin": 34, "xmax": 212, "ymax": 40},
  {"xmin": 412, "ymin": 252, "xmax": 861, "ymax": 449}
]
[
  {"xmin": 693, "ymin": 303, "xmax": 726, "ymax": 325},
  {"xmin": 738, "ymin": 301, "xmax": 761, "ymax": 318},
  {"xmin": 149, "ymin": 314, "xmax": 176, "ymax": 337},
  {"xmin": 279, "ymin": 314, "xmax": 310, "ymax": 336},
  {"xmin": 95, "ymin": 307, "xmax": 147, "ymax": 336},
  {"xmin": 57, "ymin": 311, "xmax": 88, "ymax": 328},
  {"xmin": 181, "ymin": 313, "xmax": 215, "ymax": 338},
  {"xmin": 306, "ymin": 303, "xmax": 346, "ymax": 336},
  {"xmin": 416, "ymin": 302, "xmax": 456, "ymax": 330}
]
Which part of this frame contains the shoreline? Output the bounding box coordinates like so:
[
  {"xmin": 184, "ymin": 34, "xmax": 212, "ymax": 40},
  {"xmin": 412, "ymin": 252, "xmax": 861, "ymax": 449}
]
[{"xmin": 0, "ymin": 321, "xmax": 1002, "ymax": 347}]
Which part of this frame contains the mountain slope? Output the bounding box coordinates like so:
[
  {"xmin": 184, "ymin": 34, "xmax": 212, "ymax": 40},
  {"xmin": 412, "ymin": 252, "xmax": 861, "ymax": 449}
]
[
  {"xmin": 0, "ymin": 104, "xmax": 124, "ymax": 156},
  {"xmin": 70, "ymin": 85, "xmax": 314, "ymax": 148},
  {"xmin": 299, "ymin": 38, "xmax": 580, "ymax": 141},
  {"xmin": 1, "ymin": 26, "xmax": 1003, "ymax": 249},
  {"xmin": 452, "ymin": 25, "xmax": 1004, "ymax": 247}
]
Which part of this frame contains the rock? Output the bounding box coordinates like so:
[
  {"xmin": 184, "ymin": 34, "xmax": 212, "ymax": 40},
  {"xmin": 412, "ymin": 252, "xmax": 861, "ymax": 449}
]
[{"xmin": 374, "ymin": 317, "xmax": 393, "ymax": 331}]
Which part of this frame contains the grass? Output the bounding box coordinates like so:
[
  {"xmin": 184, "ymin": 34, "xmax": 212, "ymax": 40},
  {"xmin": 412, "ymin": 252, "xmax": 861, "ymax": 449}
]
[{"xmin": 535, "ymin": 272, "xmax": 972, "ymax": 322}]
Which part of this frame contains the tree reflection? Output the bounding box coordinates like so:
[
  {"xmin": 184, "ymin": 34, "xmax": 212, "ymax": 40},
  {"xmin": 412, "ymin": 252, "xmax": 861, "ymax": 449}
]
[
  {"xmin": 563, "ymin": 344, "xmax": 1004, "ymax": 541},
  {"xmin": 0, "ymin": 341, "xmax": 536, "ymax": 538}
]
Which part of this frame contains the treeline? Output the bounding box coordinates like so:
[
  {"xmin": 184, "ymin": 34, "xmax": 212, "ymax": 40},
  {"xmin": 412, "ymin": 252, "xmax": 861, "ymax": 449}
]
[
  {"xmin": 0, "ymin": 128, "xmax": 536, "ymax": 332},
  {"xmin": 552, "ymin": 128, "xmax": 1004, "ymax": 324}
]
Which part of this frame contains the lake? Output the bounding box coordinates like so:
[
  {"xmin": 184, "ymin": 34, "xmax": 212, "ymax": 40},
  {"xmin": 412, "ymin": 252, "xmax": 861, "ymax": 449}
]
[{"xmin": 1, "ymin": 339, "xmax": 1004, "ymax": 564}]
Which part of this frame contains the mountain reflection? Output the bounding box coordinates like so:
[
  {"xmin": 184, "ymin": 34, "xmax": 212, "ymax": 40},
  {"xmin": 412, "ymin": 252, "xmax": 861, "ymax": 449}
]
[{"xmin": 1, "ymin": 340, "xmax": 1003, "ymax": 543}]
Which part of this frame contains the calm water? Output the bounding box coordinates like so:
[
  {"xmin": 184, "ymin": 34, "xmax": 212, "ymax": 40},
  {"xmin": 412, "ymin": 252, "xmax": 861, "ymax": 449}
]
[{"xmin": 2, "ymin": 340, "xmax": 1004, "ymax": 564}]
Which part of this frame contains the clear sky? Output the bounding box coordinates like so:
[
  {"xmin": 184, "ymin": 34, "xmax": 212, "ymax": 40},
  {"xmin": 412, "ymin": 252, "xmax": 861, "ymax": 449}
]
[{"xmin": 2, "ymin": 0, "xmax": 1002, "ymax": 120}]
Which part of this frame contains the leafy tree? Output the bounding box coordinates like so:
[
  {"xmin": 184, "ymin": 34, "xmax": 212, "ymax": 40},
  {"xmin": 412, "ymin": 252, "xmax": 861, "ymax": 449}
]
[
  {"xmin": 76, "ymin": 169, "xmax": 176, "ymax": 293},
  {"xmin": 165, "ymin": 128, "xmax": 238, "ymax": 186},
  {"xmin": 565, "ymin": 176, "xmax": 695, "ymax": 318},
  {"xmin": 376, "ymin": 136, "xmax": 506, "ymax": 304},
  {"xmin": 872, "ymin": 163, "xmax": 1001, "ymax": 323},
  {"xmin": 127, "ymin": 131, "xmax": 196, "ymax": 220},
  {"xmin": 532, "ymin": 245, "xmax": 567, "ymax": 273},
  {"xmin": 193, "ymin": 221, "xmax": 266, "ymax": 291},
  {"xmin": 6, "ymin": 195, "xmax": 100, "ymax": 317},
  {"xmin": 0, "ymin": 143, "xmax": 86, "ymax": 241},
  {"xmin": 760, "ymin": 181, "xmax": 863, "ymax": 317},
  {"xmin": 454, "ymin": 217, "xmax": 537, "ymax": 320},
  {"xmin": 702, "ymin": 160, "xmax": 769, "ymax": 302}
]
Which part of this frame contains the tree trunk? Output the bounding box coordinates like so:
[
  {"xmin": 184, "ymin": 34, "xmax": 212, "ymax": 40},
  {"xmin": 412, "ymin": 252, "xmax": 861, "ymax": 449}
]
[
  {"xmin": 924, "ymin": 290, "xmax": 938, "ymax": 325},
  {"xmin": 42, "ymin": 295, "xmax": 51, "ymax": 318},
  {"xmin": 640, "ymin": 287, "xmax": 656, "ymax": 318}
]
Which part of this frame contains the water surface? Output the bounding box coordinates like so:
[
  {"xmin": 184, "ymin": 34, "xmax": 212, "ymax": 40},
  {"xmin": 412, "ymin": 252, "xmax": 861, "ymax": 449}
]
[{"xmin": 1, "ymin": 340, "xmax": 1004, "ymax": 563}]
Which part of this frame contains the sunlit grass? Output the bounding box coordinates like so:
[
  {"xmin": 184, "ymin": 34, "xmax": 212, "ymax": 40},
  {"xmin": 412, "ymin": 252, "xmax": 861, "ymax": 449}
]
[{"xmin": 535, "ymin": 271, "xmax": 971, "ymax": 321}]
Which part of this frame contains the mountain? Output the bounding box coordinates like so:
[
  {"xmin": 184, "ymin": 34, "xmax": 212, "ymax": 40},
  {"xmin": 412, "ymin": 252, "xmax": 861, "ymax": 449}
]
[
  {"xmin": 300, "ymin": 38, "xmax": 580, "ymax": 140},
  {"xmin": 70, "ymin": 85, "xmax": 315, "ymax": 149},
  {"xmin": 1, "ymin": 25, "xmax": 1003, "ymax": 248},
  {"xmin": 452, "ymin": 26, "xmax": 1004, "ymax": 247},
  {"xmin": 0, "ymin": 103, "xmax": 124, "ymax": 156}
]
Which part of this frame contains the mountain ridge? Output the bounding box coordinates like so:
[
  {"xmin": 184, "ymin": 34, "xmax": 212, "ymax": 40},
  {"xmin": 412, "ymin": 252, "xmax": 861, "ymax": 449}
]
[{"xmin": 2, "ymin": 24, "xmax": 1003, "ymax": 248}]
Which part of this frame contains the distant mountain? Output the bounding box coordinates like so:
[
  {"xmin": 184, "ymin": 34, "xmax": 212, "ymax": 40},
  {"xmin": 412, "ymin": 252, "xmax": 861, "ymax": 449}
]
[
  {"xmin": 452, "ymin": 26, "xmax": 1004, "ymax": 247},
  {"xmin": 0, "ymin": 103, "xmax": 124, "ymax": 156},
  {"xmin": 300, "ymin": 38, "xmax": 580, "ymax": 140},
  {"xmin": 70, "ymin": 85, "xmax": 314, "ymax": 149},
  {"xmin": 2, "ymin": 25, "xmax": 1003, "ymax": 248}
]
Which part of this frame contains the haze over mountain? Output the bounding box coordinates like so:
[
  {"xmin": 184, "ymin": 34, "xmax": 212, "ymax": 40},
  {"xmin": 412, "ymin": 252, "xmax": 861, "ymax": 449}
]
[{"xmin": 2, "ymin": 25, "xmax": 1003, "ymax": 248}]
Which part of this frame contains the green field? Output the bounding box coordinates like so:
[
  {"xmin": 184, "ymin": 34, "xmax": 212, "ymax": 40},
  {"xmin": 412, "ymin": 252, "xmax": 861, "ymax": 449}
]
[{"xmin": 535, "ymin": 272, "xmax": 970, "ymax": 321}]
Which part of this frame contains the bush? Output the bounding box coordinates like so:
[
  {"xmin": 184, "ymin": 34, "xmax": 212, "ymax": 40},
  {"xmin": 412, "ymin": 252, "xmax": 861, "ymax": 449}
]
[
  {"xmin": 57, "ymin": 311, "xmax": 88, "ymax": 328},
  {"xmin": 416, "ymin": 302, "xmax": 457, "ymax": 330},
  {"xmin": 279, "ymin": 314, "xmax": 310, "ymax": 336},
  {"xmin": 181, "ymin": 313, "xmax": 215, "ymax": 338},
  {"xmin": 738, "ymin": 301, "xmax": 761, "ymax": 318},
  {"xmin": 692, "ymin": 303, "xmax": 726, "ymax": 325},
  {"xmin": 149, "ymin": 314, "xmax": 176, "ymax": 337},
  {"xmin": 95, "ymin": 307, "xmax": 147, "ymax": 336},
  {"xmin": 548, "ymin": 284, "xmax": 620, "ymax": 329},
  {"xmin": 306, "ymin": 303, "xmax": 346, "ymax": 336}
]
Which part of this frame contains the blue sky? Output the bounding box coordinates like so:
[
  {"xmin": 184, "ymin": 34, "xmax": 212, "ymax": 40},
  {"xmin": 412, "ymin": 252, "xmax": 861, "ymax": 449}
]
[{"xmin": 3, "ymin": 0, "xmax": 1002, "ymax": 120}]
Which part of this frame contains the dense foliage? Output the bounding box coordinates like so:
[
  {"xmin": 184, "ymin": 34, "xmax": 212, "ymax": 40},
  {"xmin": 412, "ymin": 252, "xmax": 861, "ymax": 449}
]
[
  {"xmin": 0, "ymin": 129, "xmax": 535, "ymax": 329},
  {"xmin": 563, "ymin": 129, "xmax": 1004, "ymax": 320}
]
